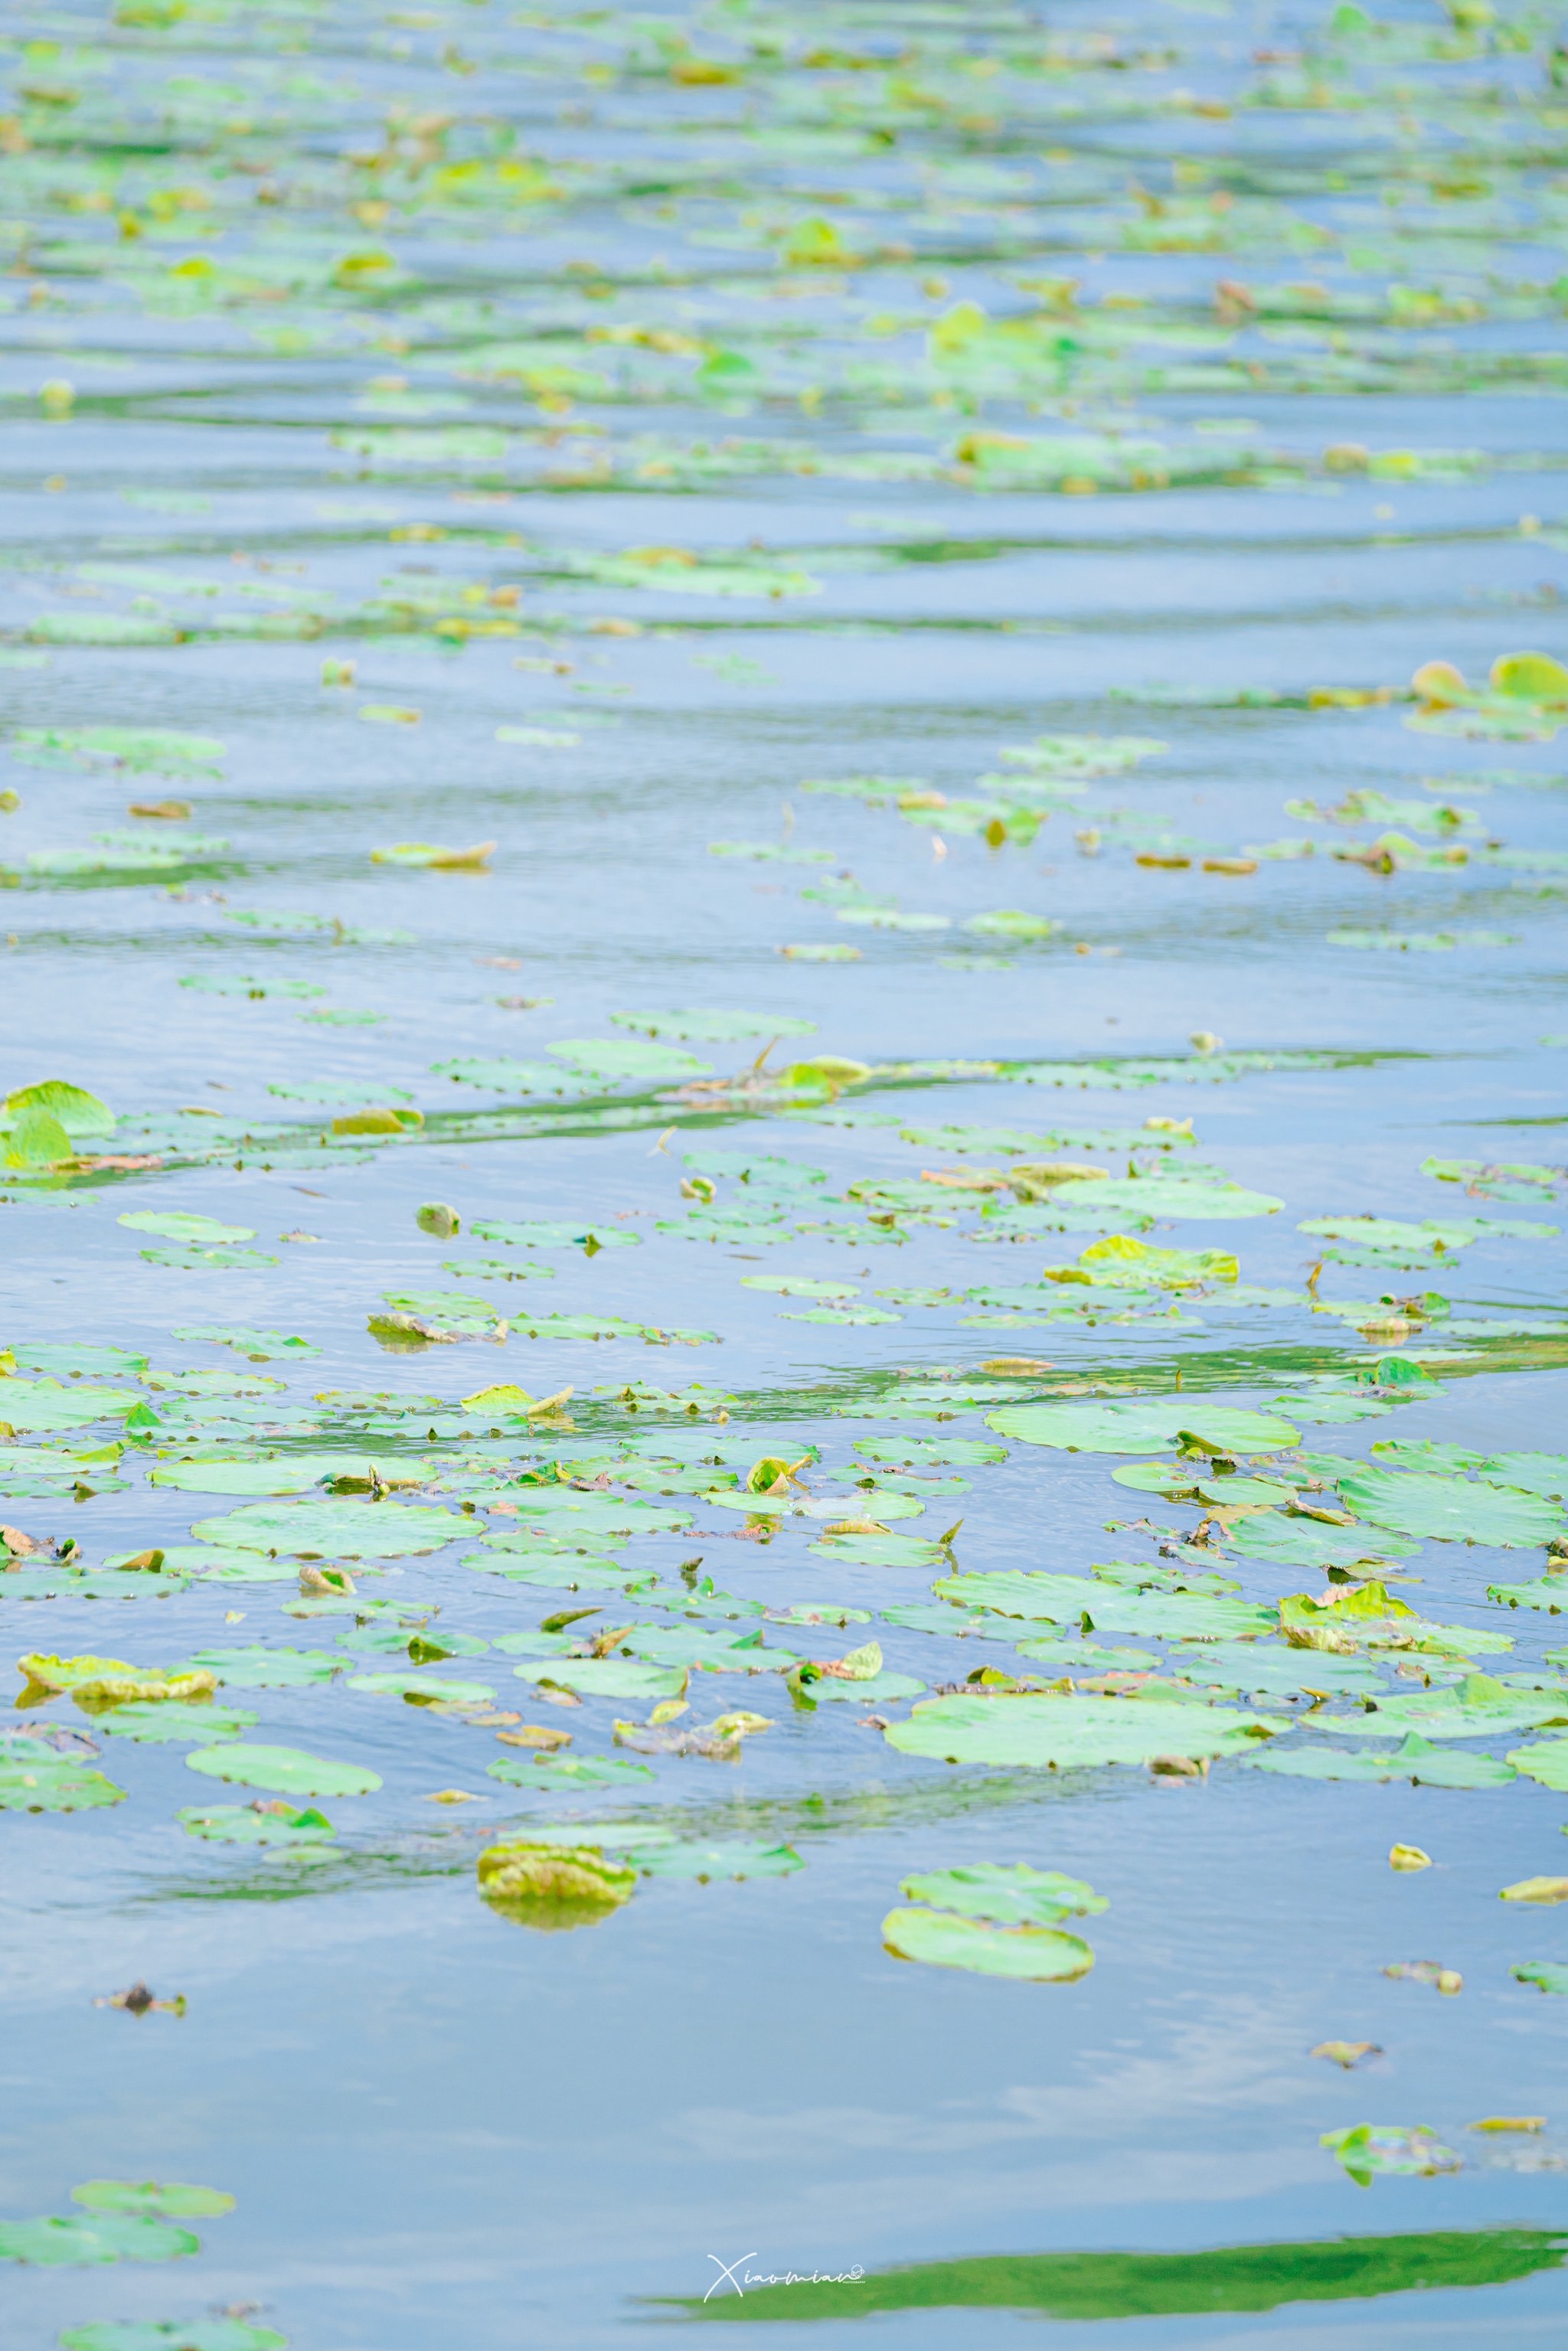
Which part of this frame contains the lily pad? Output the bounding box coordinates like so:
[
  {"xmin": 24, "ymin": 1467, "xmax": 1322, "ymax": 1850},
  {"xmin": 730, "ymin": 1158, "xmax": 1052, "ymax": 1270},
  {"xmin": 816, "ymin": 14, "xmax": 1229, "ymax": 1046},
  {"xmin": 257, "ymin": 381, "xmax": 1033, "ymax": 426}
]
[
  {"xmin": 1050, "ymin": 1177, "xmax": 1284, "ymax": 1218},
  {"xmin": 886, "ymin": 1692, "xmax": 1283, "ymax": 1769},
  {"xmin": 988, "ymin": 1402, "xmax": 1300, "ymax": 1453},
  {"xmin": 899, "ymin": 1863, "xmax": 1107, "ymax": 1928},
  {"xmin": 177, "ymin": 1804, "xmax": 336, "ymax": 1846},
  {"xmin": 185, "ymin": 1745, "xmax": 382, "ymax": 1796},
  {"xmin": 347, "ymin": 1672, "xmax": 496, "ymax": 1704},
  {"xmin": 71, "ymin": 2182, "xmax": 234, "ymax": 2219},
  {"xmin": 187, "ymin": 1646, "xmax": 342, "ymax": 1687},
  {"xmin": 1321, "ymin": 2124, "xmax": 1461, "ymax": 2184},
  {"xmin": 95, "ymin": 1703, "xmax": 258, "ymax": 1744},
  {"xmin": 62, "ymin": 2324, "xmax": 286, "ymax": 2351},
  {"xmin": 488, "ymin": 1752, "xmax": 655, "ymax": 1788},
  {"xmin": 881, "ymin": 1909, "xmax": 1096, "ymax": 1981},
  {"xmin": 189, "ymin": 1499, "xmax": 462, "ymax": 1557},
  {"xmin": 629, "ymin": 1840, "xmax": 804, "ymax": 1879},
  {"xmin": 511, "ymin": 1657, "xmax": 685, "ymax": 1700},
  {"xmin": 0, "ymin": 1743, "xmax": 126, "ymax": 1811},
  {"xmin": 1505, "ymin": 1740, "xmax": 1568, "ymax": 1789},
  {"xmin": 1337, "ymin": 1468, "xmax": 1564, "ymax": 1547},
  {"xmin": 1512, "ymin": 1961, "xmax": 1568, "ymax": 1994},
  {"xmin": 0, "ymin": 2214, "xmax": 200, "ymax": 2264},
  {"xmin": 546, "ymin": 1037, "xmax": 711, "ymax": 1083},
  {"xmin": 808, "ymin": 1533, "xmax": 952, "ymax": 1568}
]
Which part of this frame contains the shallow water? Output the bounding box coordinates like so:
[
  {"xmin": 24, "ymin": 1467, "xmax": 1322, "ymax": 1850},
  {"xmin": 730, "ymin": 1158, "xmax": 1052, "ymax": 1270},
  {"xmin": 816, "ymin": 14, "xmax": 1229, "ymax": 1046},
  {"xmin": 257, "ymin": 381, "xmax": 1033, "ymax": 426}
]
[{"xmin": 3, "ymin": 2, "xmax": 1568, "ymax": 2345}]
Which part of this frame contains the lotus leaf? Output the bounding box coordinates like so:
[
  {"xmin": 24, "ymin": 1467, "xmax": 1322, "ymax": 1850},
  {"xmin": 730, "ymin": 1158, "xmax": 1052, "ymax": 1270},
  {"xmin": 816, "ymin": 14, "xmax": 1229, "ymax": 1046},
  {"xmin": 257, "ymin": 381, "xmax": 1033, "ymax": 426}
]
[
  {"xmin": 987, "ymin": 1402, "xmax": 1300, "ymax": 1453},
  {"xmin": 626, "ymin": 1840, "xmax": 803, "ymax": 1879},
  {"xmin": 1512, "ymin": 1962, "xmax": 1568, "ymax": 1994},
  {"xmin": 96, "ymin": 1703, "xmax": 257, "ymax": 1743},
  {"xmin": 1489, "ymin": 1575, "xmax": 1568, "ymax": 1613},
  {"xmin": 547, "ymin": 1037, "xmax": 710, "ymax": 1082},
  {"xmin": 1050, "ymin": 1177, "xmax": 1284, "ymax": 1218},
  {"xmin": 1337, "ymin": 1468, "xmax": 1564, "ymax": 1547},
  {"xmin": 0, "ymin": 1741, "xmax": 126, "ymax": 1811},
  {"xmin": 899, "ymin": 1864, "xmax": 1107, "ymax": 1928},
  {"xmin": 178, "ymin": 1804, "xmax": 336, "ymax": 1845},
  {"xmin": 72, "ymin": 2181, "xmax": 234, "ymax": 2218},
  {"xmin": 1321, "ymin": 2124, "xmax": 1460, "ymax": 2184},
  {"xmin": 511, "ymin": 1657, "xmax": 685, "ymax": 1699},
  {"xmin": 886, "ymin": 1693, "xmax": 1282, "ymax": 1769},
  {"xmin": 1360, "ymin": 1674, "xmax": 1568, "ymax": 1741},
  {"xmin": 1223, "ymin": 1513, "xmax": 1419, "ymax": 1569},
  {"xmin": 882, "ymin": 1909, "xmax": 1096, "ymax": 1980},
  {"xmin": 0, "ymin": 2214, "xmax": 200, "ymax": 2264},
  {"xmin": 933, "ymin": 1572, "xmax": 1274, "ymax": 1641},
  {"xmin": 488, "ymin": 1752, "xmax": 654, "ymax": 1788},
  {"xmin": 189, "ymin": 1499, "xmax": 462, "ymax": 1556},
  {"xmin": 188, "ymin": 1646, "xmax": 342, "ymax": 1687},
  {"xmin": 1505, "ymin": 1740, "xmax": 1568, "ymax": 1789},
  {"xmin": 185, "ymin": 1745, "xmax": 382, "ymax": 1795},
  {"xmin": 808, "ymin": 1533, "xmax": 950, "ymax": 1568},
  {"xmin": 1485, "ymin": 1451, "xmax": 1568, "ymax": 1499},
  {"xmin": 62, "ymin": 2324, "xmax": 285, "ymax": 2351}
]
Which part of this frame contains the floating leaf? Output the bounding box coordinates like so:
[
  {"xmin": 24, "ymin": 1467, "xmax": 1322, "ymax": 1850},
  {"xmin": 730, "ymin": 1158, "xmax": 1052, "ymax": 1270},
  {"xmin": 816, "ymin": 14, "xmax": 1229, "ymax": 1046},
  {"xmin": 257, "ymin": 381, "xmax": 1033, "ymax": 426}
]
[
  {"xmin": 178, "ymin": 1804, "xmax": 335, "ymax": 1847},
  {"xmin": 70, "ymin": 2182, "xmax": 234, "ymax": 2219},
  {"xmin": 882, "ymin": 1909, "xmax": 1096, "ymax": 1981},
  {"xmin": 1321, "ymin": 2124, "xmax": 1461, "ymax": 2185},
  {"xmin": 185, "ymin": 1745, "xmax": 381, "ymax": 1796},
  {"xmin": 1338, "ymin": 1468, "xmax": 1564, "ymax": 1547},
  {"xmin": 886, "ymin": 1693, "xmax": 1282, "ymax": 1770},
  {"xmin": 988, "ymin": 1402, "xmax": 1300, "ymax": 1453}
]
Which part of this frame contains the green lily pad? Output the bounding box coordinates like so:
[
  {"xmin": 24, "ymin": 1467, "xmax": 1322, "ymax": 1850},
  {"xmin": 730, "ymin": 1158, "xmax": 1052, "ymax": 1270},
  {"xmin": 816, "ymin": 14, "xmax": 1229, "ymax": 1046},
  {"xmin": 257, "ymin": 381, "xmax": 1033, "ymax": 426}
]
[
  {"xmin": 1168, "ymin": 1646, "xmax": 1386, "ymax": 1697},
  {"xmin": 0, "ymin": 1382, "xmax": 145, "ymax": 1431},
  {"xmin": 1360, "ymin": 1675, "xmax": 1568, "ymax": 1742},
  {"xmin": 1223, "ymin": 1513, "xmax": 1419, "ymax": 1569},
  {"xmin": 119, "ymin": 1212, "xmax": 255, "ymax": 1244},
  {"xmin": 629, "ymin": 1840, "xmax": 804, "ymax": 1879},
  {"xmin": 152, "ymin": 1453, "xmax": 407, "ymax": 1496},
  {"xmin": 472, "ymin": 1218, "xmax": 640, "ymax": 1249},
  {"xmin": 71, "ymin": 2182, "xmax": 234, "ymax": 2219},
  {"xmin": 808, "ymin": 1534, "xmax": 952, "ymax": 1568},
  {"xmin": 934, "ymin": 1571, "xmax": 1275, "ymax": 1641},
  {"xmin": 189, "ymin": 1499, "xmax": 463, "ymax": 1557},
  {"xmin": 488, "ymin": 1752, "xmax": 655, "ymax": 1788},
  {"xmin": 187, "ymin": 1646, "xmax": 342, "ymax": 1687},
  {"xmin": 882, "ymin": 1909, "xmax": 1096, "ymax": 1980},
  {"xmin": 886, "ymin": 1692, "xmax": 1283, "ymax": 1769},
  {"xmin": 347, "ymin": 1672, "xmax": 496, "ymax": 1703},
  {"xmin": 62, "ymin": 2325, "xmax": 286, "ymax": 2351},
  {"xmin": 1337, "ymin": 1468, "xmax": 1565, "ymax": 1547},
  {"xmin": 0, "ymin": 2214, "xmax": 200, "ymax": 2264},
  {"xmin": 1506, "ymin": 1739, "xmax": 1568, "ymax": 1789},
  {"xmin": 803, "ymin": 1669, "xmax": 926, "ymax": 1704},
  {"xmin": 511, "ymin": 1657, "xmax": 685, "ymax": 1699},
  {"xmin": 1321, "ymin": 2124, "xmax": 1460, "ymax": 2183},
  {"xmin": 1489, "ymin": 1574, "xmax": 1568, "ymax": 1613},
  {"xmin": 546, "ymin": 1037, "xmax": 711, "ymax": 1082},
  {"xmin": 1050, "ymin": 1177, "xmax": 1284, "ymax": 1218},
  {"xmin": 177, "ymin": 1803, "xmax": 336, "ymax": 1845},
  {"xmin": 95, "ymin": 1703, "xmax": 258, "ymax": 1744},
  {"xmin": 0, "ymin": 1751, "xmax": 126, "ymax": 1811},
  {"xmin": 988, "ymin": 1402, "xmax": 1300, "ymax": 1453},
  {"xmin": 1512, "ymin": 1961, "xmax": 1568, "ymax": 1994},
  {"xmin": 899, "ymin": 1863, "xmax": 1107, "ymax": 1928},
  {"xmin": 1483, "ymin": 1451, "xmax": 1568, "ymax": 1499},
  {"xmin": 185, "ymin": 1744, "xmax": 382, "ymax": 1796}
]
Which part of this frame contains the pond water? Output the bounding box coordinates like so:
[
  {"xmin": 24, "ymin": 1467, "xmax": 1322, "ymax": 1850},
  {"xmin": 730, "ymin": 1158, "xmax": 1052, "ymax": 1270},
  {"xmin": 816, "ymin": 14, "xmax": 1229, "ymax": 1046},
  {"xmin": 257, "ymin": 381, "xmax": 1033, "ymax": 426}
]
[{"xmin": 4, "ymin": 2, "xmax": 1568, "ymax": 2346}]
